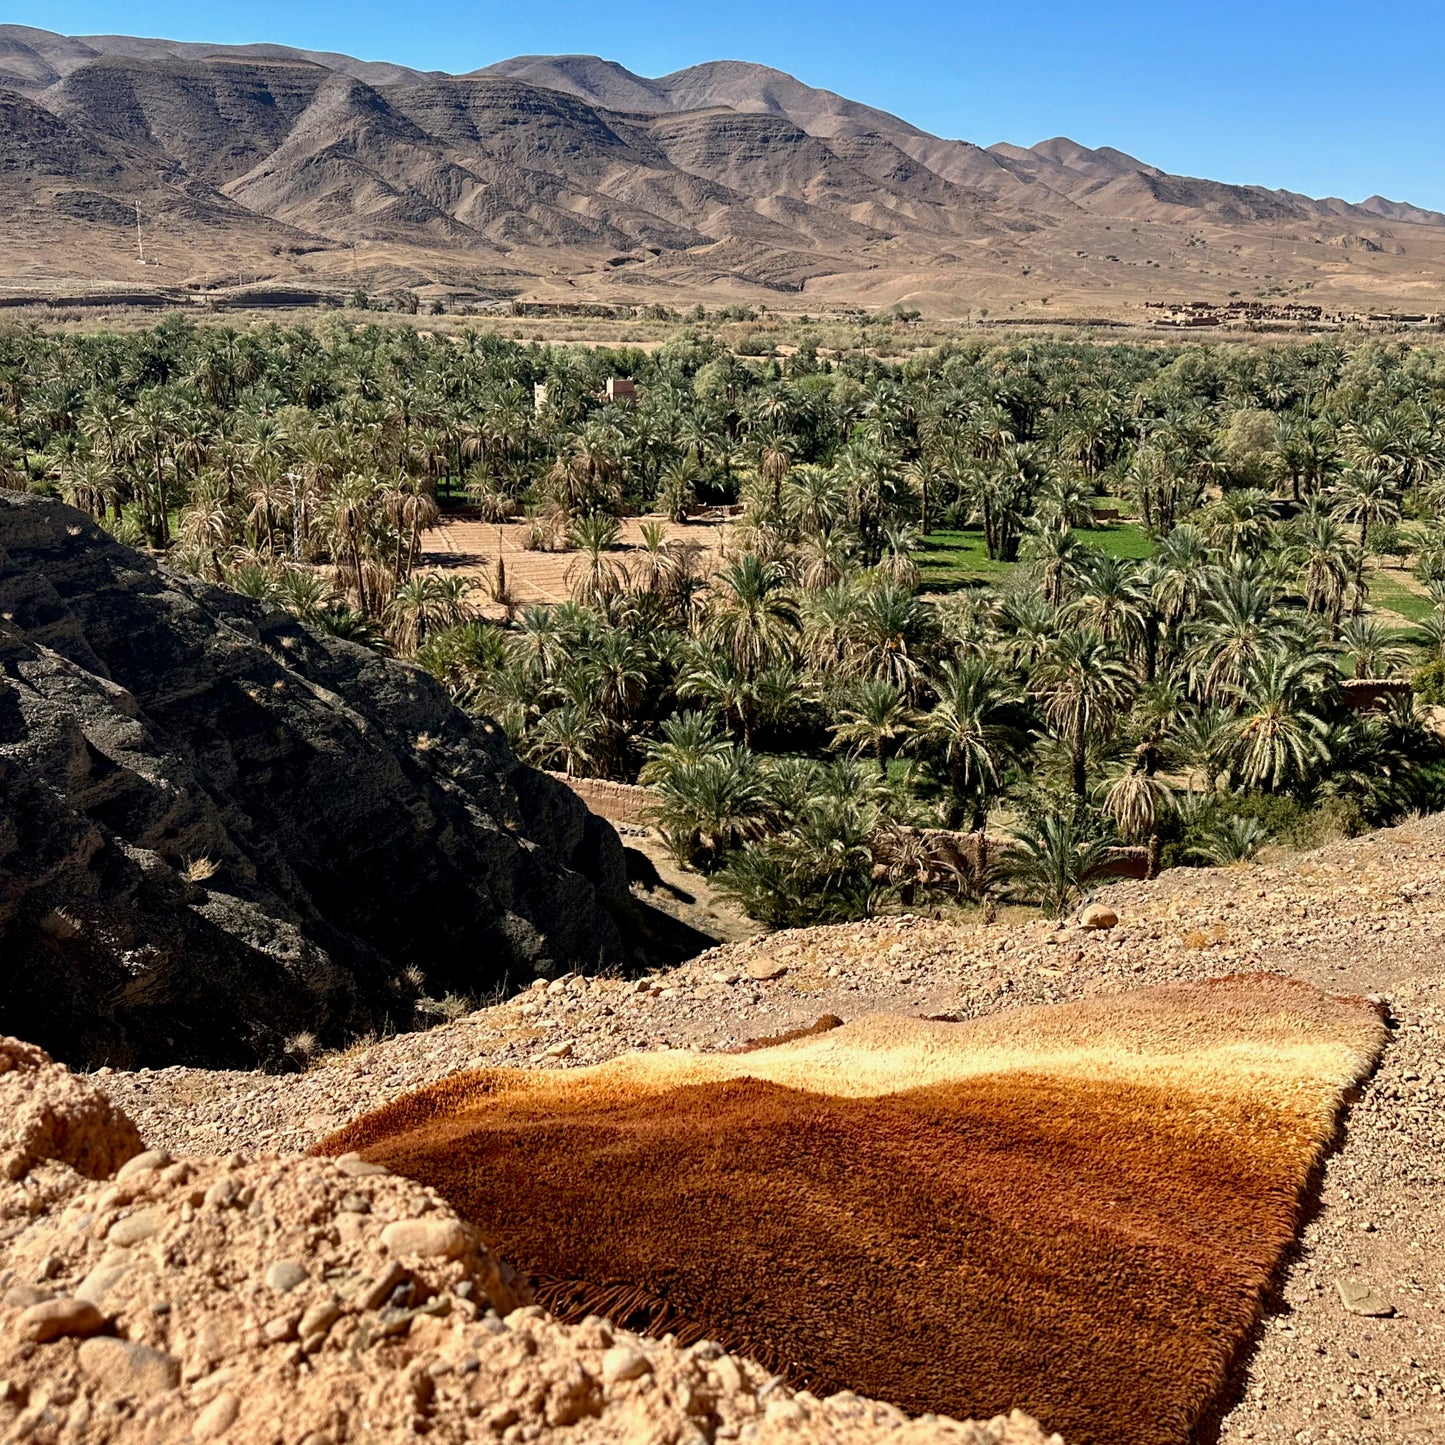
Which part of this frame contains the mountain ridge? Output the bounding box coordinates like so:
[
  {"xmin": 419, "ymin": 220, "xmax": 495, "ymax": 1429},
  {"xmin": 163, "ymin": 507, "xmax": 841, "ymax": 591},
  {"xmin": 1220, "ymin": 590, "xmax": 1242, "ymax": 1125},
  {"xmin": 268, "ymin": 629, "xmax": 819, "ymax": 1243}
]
[{"xmin": 3, "ymin": 26, "xmax": 1444, "ymax": 317}]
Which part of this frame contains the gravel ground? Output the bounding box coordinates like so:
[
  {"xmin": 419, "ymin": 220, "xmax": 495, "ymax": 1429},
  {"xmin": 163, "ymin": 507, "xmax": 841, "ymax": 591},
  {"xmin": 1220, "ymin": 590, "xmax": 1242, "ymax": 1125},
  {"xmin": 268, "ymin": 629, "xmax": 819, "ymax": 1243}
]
[{"xmin": 100, "ymin": 816, "xmax": 1445, "ymax": 1445}]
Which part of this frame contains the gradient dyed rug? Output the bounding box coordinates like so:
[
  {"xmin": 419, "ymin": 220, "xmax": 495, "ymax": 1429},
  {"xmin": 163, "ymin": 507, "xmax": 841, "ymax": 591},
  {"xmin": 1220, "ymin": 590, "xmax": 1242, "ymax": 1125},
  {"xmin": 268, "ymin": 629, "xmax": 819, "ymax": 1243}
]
[{"xmin": 317, "ymin": 975, "xmax": 1386, "ymax": 1445}]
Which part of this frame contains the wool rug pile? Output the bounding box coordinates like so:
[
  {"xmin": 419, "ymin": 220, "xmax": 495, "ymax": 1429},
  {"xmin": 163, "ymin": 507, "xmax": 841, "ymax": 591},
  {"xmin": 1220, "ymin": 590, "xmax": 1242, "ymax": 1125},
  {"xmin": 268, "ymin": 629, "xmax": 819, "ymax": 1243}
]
[{"xmin": 318, "ymin": 974, "xmax": 1387, "ymax": 1445}]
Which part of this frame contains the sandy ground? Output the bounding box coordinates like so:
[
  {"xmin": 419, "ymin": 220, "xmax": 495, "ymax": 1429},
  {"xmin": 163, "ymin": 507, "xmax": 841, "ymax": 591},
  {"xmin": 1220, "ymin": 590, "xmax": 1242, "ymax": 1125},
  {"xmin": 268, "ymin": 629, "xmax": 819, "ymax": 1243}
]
[
  {"xmin": 97, "ymin": 815, "xmax": 1445, "ymax": 1444},
  {"xmin": 422, "ymin": 515, "xmax": 733, "ymax": 614}
]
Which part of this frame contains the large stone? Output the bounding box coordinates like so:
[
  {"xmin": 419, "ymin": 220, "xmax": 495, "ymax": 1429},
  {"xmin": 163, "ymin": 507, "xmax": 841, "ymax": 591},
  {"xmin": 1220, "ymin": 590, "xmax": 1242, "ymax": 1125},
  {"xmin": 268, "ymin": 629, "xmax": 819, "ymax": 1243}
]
[
  {"xmin": 1079, "ymin": 904, "xmax": 1118, "ymax": 930},
  {"xmin": 77, "ymin": 1337, "xmax": 181, "ymax": 1398},
  {"xmin": 1336, "ymin": 1279, "xmax": 1395, "ymax": 1317},
  {"xmin": 108, "ymin": 1208, "xmax": 165, "ymax": 1246},
  {"xmin": 381, "ymin": 1218, "xmax": 470, "ymax": 1260},
  {"xmin": 601, "ymin": 1346, "xmax": 653, "ymax": 1385},
  {"xmin": 0, "ymin": 494, "xmax": 634, "ymax": 1070},
  {"xmin": 194, "ymin": 1392, "xmax": 241, "ymax": 1440},
  {"xmin": 18, "ymin": 1297, "xmax": 106, "ymax": 1343}
]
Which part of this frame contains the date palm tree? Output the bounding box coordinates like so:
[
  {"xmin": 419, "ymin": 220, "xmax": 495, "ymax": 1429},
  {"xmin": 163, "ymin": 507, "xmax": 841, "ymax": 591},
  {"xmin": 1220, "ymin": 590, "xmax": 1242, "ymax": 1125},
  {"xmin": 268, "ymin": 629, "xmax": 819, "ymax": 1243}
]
[
  {"xmin": 1220, "ymin": 652, "xmax": 1331, "ymax": 791},
  {"xmin": 1030, "ymin": 630, "xmax": 1134, "ymax": 797},
  {"xmin": 1290, "ymin": 503, "xmax": 1353, "ymax": 632},
  {"xmin": 923, "ymin": 656, "xmax": 1030, "ymax": 830},
  {"xmin": 829, "ymin": 678, "xmax": 919, "ymax": 775},
  {"xmin": 704, "ymin": 554, "xmax": 798, "ymax": 677},
  {"xmin": 1333, "ymin": 467, "xmax": 1400, "ymax": 613},
  {"xmin": 1002, "ymin": 812, "xmax": 1115, "ymax": 917}
]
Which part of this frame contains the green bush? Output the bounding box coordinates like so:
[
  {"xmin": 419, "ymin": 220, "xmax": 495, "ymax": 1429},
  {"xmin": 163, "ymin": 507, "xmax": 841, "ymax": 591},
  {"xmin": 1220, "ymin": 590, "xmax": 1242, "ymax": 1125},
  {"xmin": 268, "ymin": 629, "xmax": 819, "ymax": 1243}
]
[{"xmin": 1412, "ymin": 659, "xmax": 1445, "ymax": 706}]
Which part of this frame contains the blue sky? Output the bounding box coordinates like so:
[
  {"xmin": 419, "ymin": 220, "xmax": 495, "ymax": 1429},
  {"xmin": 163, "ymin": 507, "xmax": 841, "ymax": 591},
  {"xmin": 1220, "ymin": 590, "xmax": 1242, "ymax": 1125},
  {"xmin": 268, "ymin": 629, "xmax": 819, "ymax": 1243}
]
[{"xmin": 19, "ymin": 0, "xmax": 1445, "ymax": 209}]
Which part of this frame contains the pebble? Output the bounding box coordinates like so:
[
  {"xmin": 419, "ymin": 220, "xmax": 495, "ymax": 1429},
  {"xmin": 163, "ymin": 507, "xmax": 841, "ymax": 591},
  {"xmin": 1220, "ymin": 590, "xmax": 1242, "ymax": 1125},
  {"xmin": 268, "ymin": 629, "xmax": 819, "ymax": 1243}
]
[
  {"xmin": 108, "ymin": 1207, "xmax": 166, "ymax": 1246},
  {"xmin": 602, "ymin": 1346, "xmax": 653, "ymax": 1384},
  {"xmin": 194, "ymin": 1391, "xmax": 241, "ymax": 1440},
  {"xmin": 116, "ymin": 1149, "xmax": 172, "ymax": 1181},
  {"xmin": 4, "ymin": 1284, "xmax": 53, "ymax": 1309},
  {"xmin": 264, "ymin": 1259, "xmax": 308, "ymax": 1293},
  {"xmin": 335, "ymin": 1154, "xmax": 389, "ymax": 1178},
  {"xmin": 76, "ymin": 1258, "xmax": 137, "ymax": 1307},
  {"xmin": 77, "ymin": 1337, "xmax": 180, "ymax": 1397},
  {"xmin": 299, "ymin": 1298, "xmax": 342, "ymax": 1347}
]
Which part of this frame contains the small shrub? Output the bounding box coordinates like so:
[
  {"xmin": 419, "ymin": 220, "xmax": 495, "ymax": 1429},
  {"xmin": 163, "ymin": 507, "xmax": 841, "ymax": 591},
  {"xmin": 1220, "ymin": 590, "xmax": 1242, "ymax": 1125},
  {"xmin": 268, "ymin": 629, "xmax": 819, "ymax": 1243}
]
[
  {"xmin": 284, "ymin": 1030, "xmax": 319, "ymax": 1061},
  {"xmin": 1413, "ymin": 659, "xmax": 1445, "ymax": 706}
]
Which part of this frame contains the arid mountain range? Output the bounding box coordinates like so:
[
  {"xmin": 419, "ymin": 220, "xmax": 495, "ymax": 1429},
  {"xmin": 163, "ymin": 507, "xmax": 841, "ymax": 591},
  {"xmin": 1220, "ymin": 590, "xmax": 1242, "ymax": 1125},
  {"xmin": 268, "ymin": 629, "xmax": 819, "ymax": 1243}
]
[{"xmin": 3, "ymin": 25, "xmax": 1444, "ymax": 319}]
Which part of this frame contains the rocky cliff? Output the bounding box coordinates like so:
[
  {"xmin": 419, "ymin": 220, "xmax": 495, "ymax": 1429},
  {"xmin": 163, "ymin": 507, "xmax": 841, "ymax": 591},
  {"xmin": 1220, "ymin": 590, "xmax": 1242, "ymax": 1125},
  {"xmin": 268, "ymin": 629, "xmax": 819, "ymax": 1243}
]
[{"xmin": 0, "ymin": 493, "xmax": 629, "ymax": 1070}]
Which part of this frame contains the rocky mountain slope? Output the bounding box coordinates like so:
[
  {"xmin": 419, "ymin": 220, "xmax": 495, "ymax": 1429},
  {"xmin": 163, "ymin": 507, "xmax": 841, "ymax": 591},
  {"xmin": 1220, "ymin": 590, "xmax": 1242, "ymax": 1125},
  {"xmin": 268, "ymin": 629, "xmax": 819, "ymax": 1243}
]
[
  {"xmin": 0, "ymin": 493, "xmax": 634, "ymax": 1071},
  {"xmin": 3, "ymin": 27, "xmax": 1443, "ymax": 315}
]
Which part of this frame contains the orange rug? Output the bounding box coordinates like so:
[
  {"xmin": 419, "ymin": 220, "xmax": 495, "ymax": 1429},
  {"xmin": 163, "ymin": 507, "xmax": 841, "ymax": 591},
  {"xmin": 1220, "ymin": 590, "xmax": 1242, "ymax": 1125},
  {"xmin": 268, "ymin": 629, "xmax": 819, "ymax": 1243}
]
[{"xmin": 316, "ymin": 975, "xmax": 1386, "ymax": 1445}]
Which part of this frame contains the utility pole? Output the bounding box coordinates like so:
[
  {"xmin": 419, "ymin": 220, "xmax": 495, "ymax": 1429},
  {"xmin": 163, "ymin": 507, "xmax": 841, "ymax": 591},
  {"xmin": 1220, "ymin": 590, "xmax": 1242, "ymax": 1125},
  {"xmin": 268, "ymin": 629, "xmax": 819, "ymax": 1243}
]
[{"xmin": 135, "ymin": 202, "xmax": 146, "ymax": 265}]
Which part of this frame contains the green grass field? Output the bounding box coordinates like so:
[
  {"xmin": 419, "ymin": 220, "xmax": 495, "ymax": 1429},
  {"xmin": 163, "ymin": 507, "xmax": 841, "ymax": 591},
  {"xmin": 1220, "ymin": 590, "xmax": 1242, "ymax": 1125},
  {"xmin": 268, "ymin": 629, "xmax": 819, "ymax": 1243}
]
[
  {"xmin": 1366, "ymin": 570, "xmax": 1435, "ymax": 625},
  {"xmin": 916, "ymin": 524, "xmax": 1154, "ymax": 592}
]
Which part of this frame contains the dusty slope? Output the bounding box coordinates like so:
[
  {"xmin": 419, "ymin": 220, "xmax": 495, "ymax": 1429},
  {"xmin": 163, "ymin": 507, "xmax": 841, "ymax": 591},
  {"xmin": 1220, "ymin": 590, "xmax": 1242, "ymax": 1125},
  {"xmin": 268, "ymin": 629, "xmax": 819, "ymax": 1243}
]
[
  {"xmin": 315, "ymin": 977, "xmax": 1386, "ymax": 1445},
  {"xmin": 100, "ymin": 814, "xmax": 1445, "ymax": 1444}
]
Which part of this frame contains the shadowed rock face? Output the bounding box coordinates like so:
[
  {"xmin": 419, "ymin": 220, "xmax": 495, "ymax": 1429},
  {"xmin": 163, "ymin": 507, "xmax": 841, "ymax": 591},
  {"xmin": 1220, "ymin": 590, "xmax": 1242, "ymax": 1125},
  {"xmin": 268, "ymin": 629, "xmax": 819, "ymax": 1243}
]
[{"xmin": 0, "ymin": 493, "xmax": 626, "ymax": 1070}]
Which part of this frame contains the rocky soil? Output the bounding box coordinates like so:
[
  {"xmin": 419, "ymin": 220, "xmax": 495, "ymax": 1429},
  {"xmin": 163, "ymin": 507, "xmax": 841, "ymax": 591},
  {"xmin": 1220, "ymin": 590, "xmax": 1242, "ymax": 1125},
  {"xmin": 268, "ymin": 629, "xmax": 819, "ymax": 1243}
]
[
  {"xmin": 90, "ymin": 814, "xmax": 1445, "ymax": 1444},
  {"xmin": 0, "ymin": 1039, "xmax": 1054, "ymax": 1445}
]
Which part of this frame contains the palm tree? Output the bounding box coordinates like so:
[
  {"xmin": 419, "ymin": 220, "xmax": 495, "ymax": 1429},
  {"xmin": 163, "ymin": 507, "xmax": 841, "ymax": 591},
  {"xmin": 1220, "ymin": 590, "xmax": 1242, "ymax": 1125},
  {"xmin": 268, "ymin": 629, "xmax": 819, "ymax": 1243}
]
[
  {"xmin": 1334, "ymin": 467, "xmax": 1401, "ymax": 613},
  {"xmin": 1220, "ymin": 653, "xmax": 1331, "ymax": 791},
  {"xmin": 58, "ymin": 453, "xmax": 120, "ymax": 520},
  {"xmin": 386, "ymin": 573, "xmax": 473, "ymax": 655},
  {"xmin": 1200, "ymin": 487, "xmax": 1278, "ymax": 558},
  {"xmin": 967, "ymin": 443, "xmax": 1049, "ymax": 562},
  {"xmin": 1290, "ymin": 503, "xmax": 1353, "ymax": 632},
  {"xmin": 1002, "ymin": 812, "xmax": 1115, "ymax": 917},
  {"xmin": 704, "ymin": 554, "xmax": 798, "ymax": 677},
  {"xmin": 923, "ymin": 656, "xmax": 1030, "ymax": 829},
  {"xmin": 642, "ymin": 748, "xmax": 768, "ymax": 870},
  {"xmin": 528, "ymin": 701, "xmax": 602, "ymax": 778},
  {"xmin": 1030, "ymin": 631, "xmax": 1134, "ymax": 797},
  {"xmin": 1187, "ymin": 815, "xmax": 1271, "ymax": 866},
  {"xmin": 1186, "ymin": 571, "xmax": 1293, "ymax": 706},
  {"xmin": 844, "ymin": 583, "xmax": 935, "ymax": 698},
  {"xmin": 639, "ymin": 712, "xmax": 732, "ymax": 785},
  {"xmin": 1336, "ymin": 616, "xmax": 1410, "ymax": 680},
  {"xmin": 656, "ymin": 456, "xmax": 697, "ymax": 526},
  {"xmin": 829, "ymin": 678, "xmax": 919, "ymax": 774},
  {"xmin": 677, "ymin": 648, "xmax": 760, "ymax": 746},
  {"xmin": 585, "ymin": 628, "xmax": 651, "ymax": 729},
  {"xmin": 566, "ymin": 513, "xmax": 625, "ymax": 607},
  {"xmin": 1021, "ymin": 526, "xmax": 1086, "ymax": 608}
]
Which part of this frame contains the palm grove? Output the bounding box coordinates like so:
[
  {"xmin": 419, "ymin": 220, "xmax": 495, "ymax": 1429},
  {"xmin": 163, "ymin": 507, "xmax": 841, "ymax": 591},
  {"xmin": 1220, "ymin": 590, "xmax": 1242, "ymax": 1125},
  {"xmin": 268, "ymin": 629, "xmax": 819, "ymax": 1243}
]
[{"xmin": 6, "ymin": 315, "xmax": 1445, "ymax": 924}]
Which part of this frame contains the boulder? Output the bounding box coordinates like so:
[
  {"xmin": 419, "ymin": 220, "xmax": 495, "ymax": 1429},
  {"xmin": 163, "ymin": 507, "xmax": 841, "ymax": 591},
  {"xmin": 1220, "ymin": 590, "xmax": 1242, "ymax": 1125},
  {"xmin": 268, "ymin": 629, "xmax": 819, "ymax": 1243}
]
[
  {"xmin": 0, "ymin": 494, "xmax": 631, "ymax": 1068},
  {"xmin": 1079, "ymin": 904, "xmax": 1118, "ymax": 931}
]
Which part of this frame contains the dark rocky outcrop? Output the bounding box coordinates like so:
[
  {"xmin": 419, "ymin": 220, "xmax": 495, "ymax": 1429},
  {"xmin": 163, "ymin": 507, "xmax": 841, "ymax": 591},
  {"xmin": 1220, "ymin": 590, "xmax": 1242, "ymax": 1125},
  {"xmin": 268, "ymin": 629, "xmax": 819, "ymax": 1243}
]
[{"xmin": 0, "ymin": 493, "xmax": 630, "ymax": 1070}]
